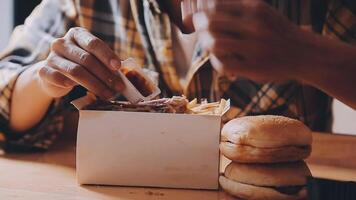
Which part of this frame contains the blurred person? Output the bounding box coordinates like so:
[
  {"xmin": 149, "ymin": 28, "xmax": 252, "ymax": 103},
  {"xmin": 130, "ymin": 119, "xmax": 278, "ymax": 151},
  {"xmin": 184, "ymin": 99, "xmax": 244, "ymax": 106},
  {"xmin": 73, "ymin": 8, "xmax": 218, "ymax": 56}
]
[{"xmin": 0, "ymin": 0, "xmax": 355, "ymax": 152}]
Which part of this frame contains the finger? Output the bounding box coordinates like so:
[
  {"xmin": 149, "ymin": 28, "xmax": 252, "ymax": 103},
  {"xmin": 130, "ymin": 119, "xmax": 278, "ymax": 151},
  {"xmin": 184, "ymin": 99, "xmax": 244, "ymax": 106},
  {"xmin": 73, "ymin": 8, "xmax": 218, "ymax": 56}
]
[
  {"xmin": 196, "ymin": 21, "xmax": 263, "ymax": 58},
  {"xmin": 38, "ymin": 66, "xmax": 77, "ymax": 89},
  {"xmin": 211, "ymin": 52, "xmax": 266, "ymax": 81},
  {"xmin": 193, "ymin": 12, "xmax": 254, "ymax": 38},
  {"xmin": 66, "ymin": 27, "xmax": 121, "ymax": 70},
  {"xmin": 38, "ymin": 66, "xmax": 77, "ymax": 98},
  {"xmin": 184, "ymin": 0, "xmax": 245, "ymax": 14},
  {"xmin": 51, "ymin": 39, "xmax": 125, "ymax": 92},
  {"xmin": 47, "ymin": 54, "xmax": 115, "ymax": 99},
  {"xmin": 181, "ymin": 0, "xmax": 216, "ymax": 18},
  {"xmin": 197, "ymin": 31, "xmax": 247, "ymax": 60},
  {"xmin": 210, "ymin": 0, "xmax": 265, "ymax": 14}
]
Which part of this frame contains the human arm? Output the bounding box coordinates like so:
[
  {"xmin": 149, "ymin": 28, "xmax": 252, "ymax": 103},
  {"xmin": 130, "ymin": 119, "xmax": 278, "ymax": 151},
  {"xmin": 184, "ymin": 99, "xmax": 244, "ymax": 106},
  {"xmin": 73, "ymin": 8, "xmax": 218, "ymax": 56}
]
[
  {"xmin": 10, "ymin": 27, "xmax": 125, "ymax": 132},
  {"xmin": 192, "ymin": 0, "xmax": 356, "ymax": 109},
  {"xmin": 0, "ymin": 0, "xmax": 124, "ymax": 152}
]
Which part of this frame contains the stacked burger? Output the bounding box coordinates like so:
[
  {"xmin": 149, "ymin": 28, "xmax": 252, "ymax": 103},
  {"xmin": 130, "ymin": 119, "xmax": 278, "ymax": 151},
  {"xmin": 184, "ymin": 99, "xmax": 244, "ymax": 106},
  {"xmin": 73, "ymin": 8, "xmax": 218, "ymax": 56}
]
[{"xmin": 219, "ymin": 115, "xmax": 313, "ymax": 200}]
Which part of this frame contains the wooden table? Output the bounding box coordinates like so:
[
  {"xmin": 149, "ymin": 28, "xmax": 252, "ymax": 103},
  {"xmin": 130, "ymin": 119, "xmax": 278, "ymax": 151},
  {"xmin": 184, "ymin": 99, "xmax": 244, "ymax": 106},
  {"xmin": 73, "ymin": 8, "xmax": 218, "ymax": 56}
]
[{"xmin": 1, "ymin": 131, "xmax": 356, "ymax": 199}]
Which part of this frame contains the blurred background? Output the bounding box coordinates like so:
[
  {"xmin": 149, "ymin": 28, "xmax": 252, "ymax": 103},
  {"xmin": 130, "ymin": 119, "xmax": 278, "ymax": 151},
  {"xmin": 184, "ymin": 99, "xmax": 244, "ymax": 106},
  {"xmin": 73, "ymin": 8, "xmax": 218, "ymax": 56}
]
[{"xmin": 0, "ymin": 0, "xmax": 355, "ymax": 135}]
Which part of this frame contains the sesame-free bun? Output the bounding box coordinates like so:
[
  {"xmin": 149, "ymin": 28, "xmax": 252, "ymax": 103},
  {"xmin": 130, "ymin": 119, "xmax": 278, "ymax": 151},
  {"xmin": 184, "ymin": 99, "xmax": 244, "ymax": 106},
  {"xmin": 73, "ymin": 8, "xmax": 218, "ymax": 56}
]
[
  {"xmin": 220, "ymin": 115, "xmax": 312, "ymax": 163},
  {"xmin": 219, "ymin": 161, "xmax": 311, "ymax": 200},
  {"xmin": 224, "ymin": 161, "xmax": 311, "ymax": 187}
]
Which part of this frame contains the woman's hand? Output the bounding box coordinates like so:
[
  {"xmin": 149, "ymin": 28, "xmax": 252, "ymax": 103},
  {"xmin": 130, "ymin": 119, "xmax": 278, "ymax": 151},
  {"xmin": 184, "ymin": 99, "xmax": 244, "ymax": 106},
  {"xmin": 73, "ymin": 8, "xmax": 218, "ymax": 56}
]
[
  {"xmin": 11, "ymin": 27, "xmax": 126, "ymax": 132},
  {"xmin": 37, "ymin": 27, "xmax": 124, "ymax": 99},
  {"xmin": 193, "ymin": 0, "xmax": 322, "ymax": 81}
]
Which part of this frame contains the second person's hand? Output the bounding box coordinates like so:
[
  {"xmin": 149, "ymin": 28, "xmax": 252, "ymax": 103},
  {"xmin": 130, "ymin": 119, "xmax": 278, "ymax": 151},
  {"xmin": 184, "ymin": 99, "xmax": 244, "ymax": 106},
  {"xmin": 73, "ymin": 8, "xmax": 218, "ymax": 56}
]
[{"xmin": 193, "ymin": 0, "xmax": 323, "ymax": 82}]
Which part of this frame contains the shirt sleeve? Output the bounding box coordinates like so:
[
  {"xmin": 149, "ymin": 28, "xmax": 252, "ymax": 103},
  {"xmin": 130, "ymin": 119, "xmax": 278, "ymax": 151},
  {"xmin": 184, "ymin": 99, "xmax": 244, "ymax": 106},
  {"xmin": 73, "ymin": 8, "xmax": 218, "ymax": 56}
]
[
  {"xmin": 0, "ymin": 0, "xmax": 77, "ymax": 153},
  {"xmin": 323, "ymin": 0, "xmax": 356, "ymax": 44}
]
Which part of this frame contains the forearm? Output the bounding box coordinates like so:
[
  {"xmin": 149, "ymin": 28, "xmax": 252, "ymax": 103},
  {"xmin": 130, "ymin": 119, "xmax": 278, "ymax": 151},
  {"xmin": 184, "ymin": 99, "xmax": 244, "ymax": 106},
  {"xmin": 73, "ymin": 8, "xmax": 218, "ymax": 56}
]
[
  {"xmin": 10, "ymin": 62, "xmax": 54, "ymax": 132},
  {"xmin": 297, "ymin": 35, "xmax": 356, "ymax": 109}
]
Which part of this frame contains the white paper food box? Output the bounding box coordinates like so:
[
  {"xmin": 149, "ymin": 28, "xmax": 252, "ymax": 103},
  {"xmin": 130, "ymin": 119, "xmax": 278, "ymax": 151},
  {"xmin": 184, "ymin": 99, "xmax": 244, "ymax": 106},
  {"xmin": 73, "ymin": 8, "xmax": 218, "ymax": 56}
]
[{"xmin": 72, "ymin": 95, "xmax": 230, "ymax": 190}]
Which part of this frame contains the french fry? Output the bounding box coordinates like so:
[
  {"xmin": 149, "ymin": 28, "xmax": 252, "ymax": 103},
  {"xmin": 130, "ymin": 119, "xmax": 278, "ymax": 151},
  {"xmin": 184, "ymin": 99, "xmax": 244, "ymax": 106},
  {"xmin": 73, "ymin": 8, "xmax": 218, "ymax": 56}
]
[
  {"xmin": 215, "ymin": 99, "xmax": 226, "ymax": 115},
  {"xmin": 190, "ymin": 102, "xmax": 219, "ymax": 112},
  {"xmin": 187, "ymin": 98, "xmax": 198, "ymax": 109},
  {"xmin": 187, "ymin": 99, "xmax": 229, "ymax": 115}
]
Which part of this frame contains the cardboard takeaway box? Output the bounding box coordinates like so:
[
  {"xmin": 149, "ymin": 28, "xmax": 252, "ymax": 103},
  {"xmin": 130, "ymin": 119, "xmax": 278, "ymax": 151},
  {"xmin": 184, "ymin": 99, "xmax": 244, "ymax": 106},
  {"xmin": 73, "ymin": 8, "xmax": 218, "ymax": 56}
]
[{"xmin": 72, "ymin": 95, "xmax": 230, "ymax": 190}]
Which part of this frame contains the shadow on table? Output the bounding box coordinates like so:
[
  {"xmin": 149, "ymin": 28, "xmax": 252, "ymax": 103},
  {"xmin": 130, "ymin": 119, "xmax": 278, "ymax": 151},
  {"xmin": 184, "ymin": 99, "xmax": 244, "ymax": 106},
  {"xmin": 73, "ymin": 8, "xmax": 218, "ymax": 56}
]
[
  {"xmin": 2, "ymin": 110, "xmax": 78, "ymax": 168},
  {"xmin": 82, "ymin": 184, "xmax": 235, "ymax": 200},
  {"xmin": 2, "ymin": 123, "xmax": 77, "ymax": 169}
]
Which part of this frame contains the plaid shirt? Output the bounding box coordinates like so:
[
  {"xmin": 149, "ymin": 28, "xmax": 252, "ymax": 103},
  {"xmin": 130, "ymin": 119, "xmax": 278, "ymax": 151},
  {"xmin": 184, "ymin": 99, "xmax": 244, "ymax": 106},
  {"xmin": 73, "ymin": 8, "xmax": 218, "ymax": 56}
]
[{"xmin": 0, "ymin": 0, "xmax": 352, "ymax": 152}]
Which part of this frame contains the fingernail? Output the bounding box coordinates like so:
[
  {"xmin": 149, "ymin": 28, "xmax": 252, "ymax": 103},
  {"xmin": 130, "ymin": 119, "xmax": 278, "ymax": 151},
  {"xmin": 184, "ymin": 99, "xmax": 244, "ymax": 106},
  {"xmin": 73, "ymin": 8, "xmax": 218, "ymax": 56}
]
[
  {"xmin": 110, "ymin": 59, "xmax": 121, "ymax": 70},
  {"xmin": 115, "ymin": 81, "xmax": 125, "ymax": 92},
  {"xmin": 181, "ymin": 0, "xmax": 192, "ymax": 20}
]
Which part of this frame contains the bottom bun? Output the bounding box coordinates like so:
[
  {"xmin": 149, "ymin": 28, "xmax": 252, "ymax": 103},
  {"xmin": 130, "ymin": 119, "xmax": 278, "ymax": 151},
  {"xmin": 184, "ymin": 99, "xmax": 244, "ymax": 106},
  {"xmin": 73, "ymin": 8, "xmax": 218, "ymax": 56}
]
[
  {"xmin": 219, "ymin": 176, "xmax": 307, "ymax": 200},
  {"xmin": 220, "ymin": 142, "xmax": 311, "ymax": 163}
]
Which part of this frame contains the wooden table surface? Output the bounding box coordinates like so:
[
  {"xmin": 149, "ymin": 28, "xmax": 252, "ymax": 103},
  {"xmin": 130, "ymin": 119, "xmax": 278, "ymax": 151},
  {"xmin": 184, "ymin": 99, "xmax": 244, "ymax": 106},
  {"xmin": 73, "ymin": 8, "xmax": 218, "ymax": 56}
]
[{"xmin": 1, "ymin": 131, "xmax": 356, "ymax": 199}]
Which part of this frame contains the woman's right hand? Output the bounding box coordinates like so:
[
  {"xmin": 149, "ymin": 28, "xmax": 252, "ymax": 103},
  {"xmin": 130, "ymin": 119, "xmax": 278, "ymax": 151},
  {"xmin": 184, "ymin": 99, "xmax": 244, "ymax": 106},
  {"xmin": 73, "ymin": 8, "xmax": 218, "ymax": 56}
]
[{"xmin": 37, "ymin": 27, "xmax": 125, "ymax": 99}]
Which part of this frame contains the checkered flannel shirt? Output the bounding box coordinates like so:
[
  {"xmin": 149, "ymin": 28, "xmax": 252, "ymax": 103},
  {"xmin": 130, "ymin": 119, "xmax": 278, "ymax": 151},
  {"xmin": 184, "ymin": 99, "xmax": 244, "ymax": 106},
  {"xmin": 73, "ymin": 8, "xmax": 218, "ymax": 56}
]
[{"xmin": 0, "ymin": 0, "xmax": 352, "ymax": 152}]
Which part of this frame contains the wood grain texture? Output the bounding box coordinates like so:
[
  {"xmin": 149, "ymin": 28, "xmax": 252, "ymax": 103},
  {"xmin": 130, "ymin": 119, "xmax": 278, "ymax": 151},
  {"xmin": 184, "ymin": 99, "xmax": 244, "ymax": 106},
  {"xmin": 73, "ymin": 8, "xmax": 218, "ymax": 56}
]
[
  {"xmin": 307, "ymin": 133, "xmax": 356, "ymax": 168},
  {"xmin": 0, "ymin": 131, "xmax": 355, "ymax": 199}
]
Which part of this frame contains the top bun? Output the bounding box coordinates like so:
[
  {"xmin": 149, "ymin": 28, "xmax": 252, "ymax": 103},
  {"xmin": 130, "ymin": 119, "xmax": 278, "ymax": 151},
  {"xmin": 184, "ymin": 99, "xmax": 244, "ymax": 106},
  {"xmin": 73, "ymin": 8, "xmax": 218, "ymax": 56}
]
[{"xmin": 221, "ymin": 115, "xmax": 312, "ymax": 148}]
